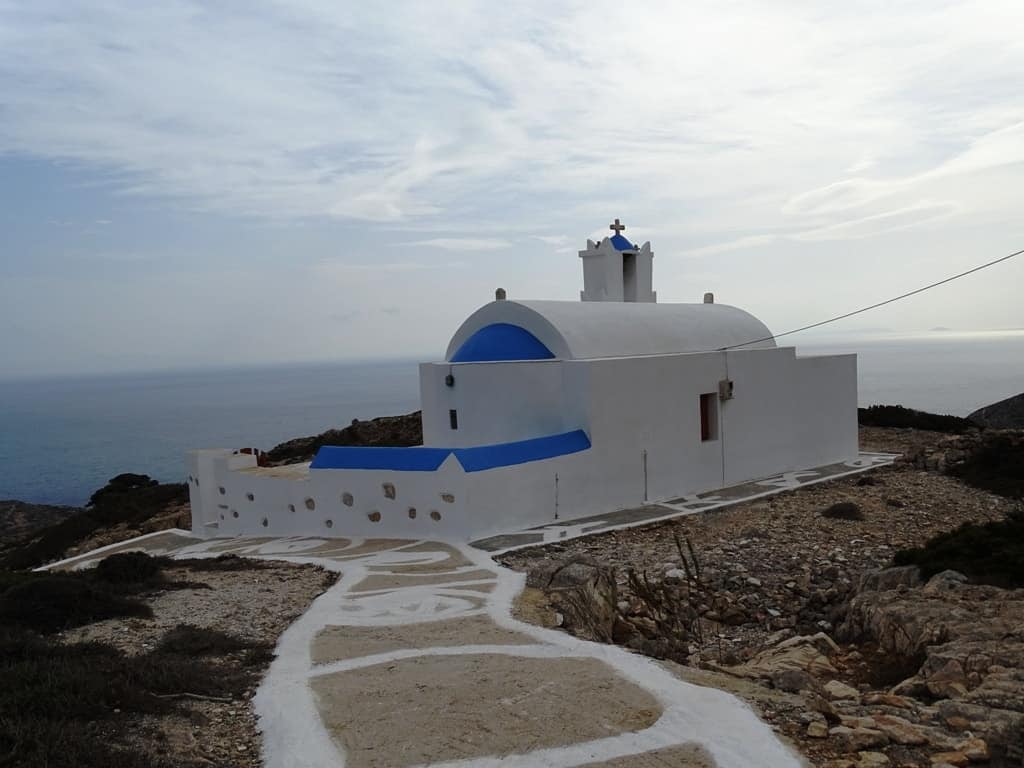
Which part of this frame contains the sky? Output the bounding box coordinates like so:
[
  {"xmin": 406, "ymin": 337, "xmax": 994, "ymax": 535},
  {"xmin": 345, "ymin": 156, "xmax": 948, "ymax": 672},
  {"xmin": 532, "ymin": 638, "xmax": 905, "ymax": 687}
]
[{"xmin": 2, "ymin": 0, "xmax": 1023, "ymax": 379}]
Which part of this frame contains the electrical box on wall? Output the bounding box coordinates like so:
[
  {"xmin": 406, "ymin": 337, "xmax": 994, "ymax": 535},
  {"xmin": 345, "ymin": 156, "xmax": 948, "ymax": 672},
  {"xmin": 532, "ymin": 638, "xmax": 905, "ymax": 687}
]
[{"xmin": 718, "ymin": 379, "xmax": 734, "ymax": 400}]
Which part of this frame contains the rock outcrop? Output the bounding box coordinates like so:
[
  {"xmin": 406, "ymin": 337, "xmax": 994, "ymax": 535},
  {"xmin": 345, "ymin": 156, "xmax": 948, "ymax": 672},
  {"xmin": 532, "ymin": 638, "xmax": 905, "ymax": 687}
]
[
  {"xmin": 838, "ymin": 566, "xmax": 1024, "ymax": 758},
  {"xmin": 901, "ymin": 429, "xmax": 1024, "ymax": 500},
  {"xmin": 969, "ymin": 391, "xmax": 1024, "ymax": 429},
  {"xmin": 263, "ymin": 411, "xmax": 423, "ymax": 465},
  {"xmin": 0, "ymin": 500, "xmax": 80, "ymax": 549}
]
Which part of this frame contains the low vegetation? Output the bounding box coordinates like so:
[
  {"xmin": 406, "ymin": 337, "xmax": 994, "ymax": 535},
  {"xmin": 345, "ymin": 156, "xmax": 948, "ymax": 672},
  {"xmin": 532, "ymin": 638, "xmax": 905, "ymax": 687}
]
[
  {"xmin": 820, "ymin": 501, "xmax": 865, "ymax": 521},
  {"xmin": 0, "ymin": 552, "xmax": 276, "ymax": 768},
  {"xmin": 0, "ymin": 575, "xmax": 153, "ymax": 633},
  {"xmin": 0, "ymin": 474, "xmax": 188, "ymax": 571},
  {"xmin": 894, "ymin": 508, "xmax": 1024, "ymax": 588},
  {"xmin": 947, "ymin": 433, "xmax": 1024, "ymax": 500},
  {"xmin": 858, "ymin": 404, "xmax": 976, "ymax": 433}
]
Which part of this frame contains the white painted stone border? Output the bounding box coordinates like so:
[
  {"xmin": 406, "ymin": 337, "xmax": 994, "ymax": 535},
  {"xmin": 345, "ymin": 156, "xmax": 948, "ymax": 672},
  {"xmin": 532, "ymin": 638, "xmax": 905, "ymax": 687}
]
[
  {"xmin": 142, "ymin": 536, "xmax": 805, "ymax": 768},
  {"xmin": 480, "ymin": 453, "xmax": 899, "ymax": 556}
]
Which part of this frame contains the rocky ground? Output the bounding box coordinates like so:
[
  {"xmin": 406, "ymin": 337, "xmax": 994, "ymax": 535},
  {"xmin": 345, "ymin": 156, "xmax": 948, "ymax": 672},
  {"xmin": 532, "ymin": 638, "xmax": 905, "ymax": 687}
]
[
  {"xmin": 59, "ymin": 558, "xmax": 335, "ymax": 768},
  {"xmin": 501, "ymin": 427, "xmax": 1024, "ymax": 768}
]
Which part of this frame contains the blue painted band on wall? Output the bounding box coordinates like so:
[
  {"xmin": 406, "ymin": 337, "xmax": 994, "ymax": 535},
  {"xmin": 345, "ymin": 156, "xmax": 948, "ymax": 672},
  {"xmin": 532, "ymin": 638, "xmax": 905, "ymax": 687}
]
[
  {"xmin": 309, "ymin": 429, "xmax": 591, "ymax": 473},
  {"xmin": 310, "ymin": 446, "xmax": 451, "ymax": 471},
  {"xmin": 453, "ymin": 429, "xmax": 591, "ymax": 472}
]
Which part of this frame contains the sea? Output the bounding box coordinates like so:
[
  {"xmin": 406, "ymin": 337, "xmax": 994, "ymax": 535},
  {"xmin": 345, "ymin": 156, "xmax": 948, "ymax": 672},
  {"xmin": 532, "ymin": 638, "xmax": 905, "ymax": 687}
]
[{"xmin": 2, "ymin": 331, "xmax": 1023, "ymax": 508}]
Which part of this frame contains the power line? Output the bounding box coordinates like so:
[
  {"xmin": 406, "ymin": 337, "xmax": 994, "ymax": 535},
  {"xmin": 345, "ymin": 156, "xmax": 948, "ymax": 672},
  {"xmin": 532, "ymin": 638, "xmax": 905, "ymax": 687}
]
[{"xmin": 719, "ymin": 246, "xmax": 1024, "ymax": 351}]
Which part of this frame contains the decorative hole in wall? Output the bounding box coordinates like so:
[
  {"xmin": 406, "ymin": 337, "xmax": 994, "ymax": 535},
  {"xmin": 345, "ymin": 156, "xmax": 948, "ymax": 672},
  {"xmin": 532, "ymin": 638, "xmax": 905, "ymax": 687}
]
[
  {"xmin": 219, "ymin": 513, "xmax": 225, "ymax": 520},
  {"xmin": 408, "ymin": 507, "xmax": 417, "ymax": 519},
  {"xmin": 430, "ymin": 510, "xmax": 441, "ymax": 521},
  {"xmin": 382, "ymin": 482, "xmax": 396, "ymax": 500},
  {"xmin": 218, "ymin": 486, "xmax": 226, "ymax": 495},
  {"xmin": 188, "ymin": 475, "xmax": 194, "ymax": 483},
  {"xmin": 325, "ymin": 519, "xmax": 333, "ymax": 529},
  {"xmin": 195, "ymin": 478, "xmax": 200, "ymax": 487},
  {"xmin": 287, "ymin": 503, "xmax": 295, "ymax": 513},
  {"xmin": 246, "ymin": 492, "xmax": 255, "ymax": 502},
  {"xmin": 440, "ymin": 492, "xmax": 455, "ymax": 504},
  {"xmin": 305, "ymin": 497, "xmax": 316, "ymax": 511},
  {"xmin": 367, "ymin": 511, "xmax": 381, "ymax": 523},
  {"xmin": 231, "ymin": 509, "xmax": 239, "ymax": 518},
  {"xmin": 341, "ymin": 492, "xmax": 354, "ymax": 507},
  {"xmin": 261, "ymin": 517, "xmax": 268, "ymax": 528}
]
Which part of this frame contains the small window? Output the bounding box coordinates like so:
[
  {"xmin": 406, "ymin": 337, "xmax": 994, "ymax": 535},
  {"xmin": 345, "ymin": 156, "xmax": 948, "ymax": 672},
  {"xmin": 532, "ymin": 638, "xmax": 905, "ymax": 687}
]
[
  {"xmin": 699, "ymin": 393, "xmax": 718, "ymax": 442},
  {"xmin": 449, "ymin": 409, "xmax": 458, "ymax": 430}
]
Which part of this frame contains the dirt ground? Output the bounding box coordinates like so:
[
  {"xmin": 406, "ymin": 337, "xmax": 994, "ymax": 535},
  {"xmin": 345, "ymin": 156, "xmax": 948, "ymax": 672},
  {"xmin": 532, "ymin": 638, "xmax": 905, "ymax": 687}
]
[
  {"xmin": 312, "ymin": 653, "xmax": 663, "ymax": 768},
  {"xmin": 60, "ymin": 559, "xmax": 335, "ymax": 768}
]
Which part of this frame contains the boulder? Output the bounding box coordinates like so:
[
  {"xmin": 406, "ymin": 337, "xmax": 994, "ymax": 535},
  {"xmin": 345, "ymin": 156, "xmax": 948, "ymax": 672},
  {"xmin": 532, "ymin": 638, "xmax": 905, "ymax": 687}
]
[
  {"xmin": 855, "ymin": 565, "xmax": 922, "ymax": 594},
  {"xmin": 829, "ymin": 725, "xmax": 889, "ymax": 751},
  {"xmin": 715, "ymin": 632, "xmax": 839, "ymax": 682},
  {"xmin": 824, "ymin": 679, "xmax": 862, "ymax": 701},
  {"xmin": 871, "ymin": 714, "xmax": 928, "ymax": 745},
  {"xmin": 857, "ymin": 752, "xmax": 890, "ymax": 768}
]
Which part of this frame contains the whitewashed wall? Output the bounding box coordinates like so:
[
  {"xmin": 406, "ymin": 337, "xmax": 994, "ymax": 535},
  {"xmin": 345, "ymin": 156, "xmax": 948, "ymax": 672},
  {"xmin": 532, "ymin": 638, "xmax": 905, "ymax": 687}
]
[
  {"xmin": 721, "ymin": 348, "xmax": 858, "ymax": 484},
  {"xmin": 420, "ymin": 360, "xmax": 572, "ymax": 448},
  {"xmin": 190, "ymin": 346, "xmax": 858, "ymax": 542},
  {"xmin": 191, "ymin": 452, "xmax": 471, "ymax": 539}
]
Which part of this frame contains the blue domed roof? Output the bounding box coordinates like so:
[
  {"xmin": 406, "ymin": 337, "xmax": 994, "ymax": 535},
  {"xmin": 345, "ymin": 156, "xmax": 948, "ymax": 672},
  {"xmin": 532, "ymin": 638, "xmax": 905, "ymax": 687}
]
[
  {"xmin": 610, "ymin": 233, "xmax": 636, "ymax": 250},
  {"xmin": 449, "ymin": 322, "xmax": 556, "ymax": 363}
]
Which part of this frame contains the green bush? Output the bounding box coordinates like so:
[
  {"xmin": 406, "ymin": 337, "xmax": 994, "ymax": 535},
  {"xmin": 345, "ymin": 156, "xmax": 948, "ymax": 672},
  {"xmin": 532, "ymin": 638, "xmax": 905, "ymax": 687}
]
[
  {"xmin": 0, "ymin": 475, "xmax": 188, "ymax": 570},
  {"xmin": 821, "ymin": 501, "xmax": 865, "ymax": 521},
  {"xmin": 156, "ymin": 623, "xmax": 259, "ymax": 656},
  {"xmin": 948, "ymin": 434, "xmax": 1024, "ymax": 500},
  {"xmin": 94, "ymin": 551, "xmax": 168, "ymax": 584},
  {"xmin": 0, "ymin": 575, "xmax": 152, "ymax": 633},
  {"xmin": 0, "ymin": 623, "xmax": 251, "ymax": 768},
  {"xmin": 858, "ymin": 405, "xmax": 975, "ymax": 433},
  {"xmin": 894, "ymin": 510, "xmax": 1024, "ymax": 587}
]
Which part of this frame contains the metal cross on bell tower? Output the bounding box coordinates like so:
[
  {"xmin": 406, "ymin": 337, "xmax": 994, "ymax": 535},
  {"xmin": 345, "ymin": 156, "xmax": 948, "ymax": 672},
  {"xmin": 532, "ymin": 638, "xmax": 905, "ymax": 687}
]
[{"xmin": 609, "ymin": 218, "xmax": 626, "ymax": 233}]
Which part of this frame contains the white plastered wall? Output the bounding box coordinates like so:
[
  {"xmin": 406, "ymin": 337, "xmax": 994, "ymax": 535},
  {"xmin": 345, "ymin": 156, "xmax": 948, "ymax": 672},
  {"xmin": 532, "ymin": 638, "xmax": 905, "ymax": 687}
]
[
  {"xmin": 720, "ymin": 348, "xmax": 858, "ymax": 484},
  {"xmin": 571, "ymin": 353, "xmax": 730, "ymax": 504},
  {"xmin": 189, "ymin": 348, "xmax": 858, "ymax": 542},
  {"xmin": 195, "ymin": 454, "xmax": 470, "ymax": 540},
  {"xmin": 420, "ymin": 360, "xmax": 575, "ymax": 448}
]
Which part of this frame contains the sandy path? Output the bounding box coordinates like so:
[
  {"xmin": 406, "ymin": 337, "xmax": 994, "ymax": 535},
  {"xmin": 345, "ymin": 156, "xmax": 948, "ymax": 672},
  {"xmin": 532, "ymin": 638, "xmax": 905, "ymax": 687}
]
[
  {"xmin": 47, "ymin": 530, "xmax": 803, "ymax": 767},
  {"xmin": 143, "ymin": 535, "xmax": 803, "ymax": 768}
]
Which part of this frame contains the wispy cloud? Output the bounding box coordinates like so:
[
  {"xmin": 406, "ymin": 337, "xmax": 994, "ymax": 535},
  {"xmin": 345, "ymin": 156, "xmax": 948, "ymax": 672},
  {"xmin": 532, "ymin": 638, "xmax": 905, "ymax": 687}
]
[
  {"xmin": 399, "ymin": 238, "xmax": 512, "ymax": 251},
  {"xmin": 3, "ymin": 1, "xmax": 1024, "ymax": 376},
  {"xmin": 3, "ymin": 1, "xmax": 1022, "ymax": 235}
]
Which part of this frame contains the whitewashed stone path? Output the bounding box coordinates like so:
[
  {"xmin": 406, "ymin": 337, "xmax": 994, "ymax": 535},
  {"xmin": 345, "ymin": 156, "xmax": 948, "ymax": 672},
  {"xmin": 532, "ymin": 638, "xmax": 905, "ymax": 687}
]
[
  {"xmin": 56, "ymin": 532, "xmax": 805, "ymax": 768},
  {"xmin": 45, "ymin": 459, "xmax": 908, "ymax": 767}
]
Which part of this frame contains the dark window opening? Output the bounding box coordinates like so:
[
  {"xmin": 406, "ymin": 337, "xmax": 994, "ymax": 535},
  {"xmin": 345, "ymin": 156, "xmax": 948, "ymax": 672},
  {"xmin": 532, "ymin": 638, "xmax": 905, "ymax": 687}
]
[
  {"xmin": 622, "ymin": 253, "xmax": 637, "ymax": 302},
  {"xmin": 699, "ymin": 393, "xmax": 718, "ymax": 441},
  {"xmin": 449, "ymin": 409, "xmax": 459, "ymax": 430}
]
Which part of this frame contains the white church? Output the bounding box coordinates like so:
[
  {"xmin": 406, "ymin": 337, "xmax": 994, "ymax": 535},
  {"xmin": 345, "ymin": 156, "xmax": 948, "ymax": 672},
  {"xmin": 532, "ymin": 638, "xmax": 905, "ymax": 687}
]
[{"xmin": 187, "ymin": 221, "xmax": 858, "ymax": 541}]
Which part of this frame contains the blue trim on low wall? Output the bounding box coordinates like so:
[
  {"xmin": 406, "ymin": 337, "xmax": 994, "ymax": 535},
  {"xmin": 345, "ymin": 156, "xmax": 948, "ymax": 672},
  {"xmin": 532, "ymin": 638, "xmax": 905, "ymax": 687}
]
[
  {"xmin": 310, "ymin": 446, "xmax": 451, "ymax": 471},
  {"xmin": 450, "ymin": 323, "xmax": 555, "ymax": 363},
  {"xmin": 309, "ymin": 429, "xmax": 591, "ymax": 473},
  {"xmin": 453, "ymin": 429, "xmax": 591, "ymax": 472}
]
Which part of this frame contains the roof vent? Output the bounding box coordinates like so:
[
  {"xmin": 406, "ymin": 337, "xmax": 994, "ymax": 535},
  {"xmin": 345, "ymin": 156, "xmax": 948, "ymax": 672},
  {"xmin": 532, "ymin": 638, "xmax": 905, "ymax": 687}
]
[
  {"xmin": 495, "ymin": 287, "xmax": 507, "ymax": 301},
  {"xmin": 703, "ymin": 292, "xmax": 714, "ymax": 304}
]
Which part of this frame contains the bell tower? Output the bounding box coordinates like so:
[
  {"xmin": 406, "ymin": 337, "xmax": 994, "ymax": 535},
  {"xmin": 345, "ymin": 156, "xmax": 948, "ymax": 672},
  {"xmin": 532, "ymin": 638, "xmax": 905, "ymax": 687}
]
[{"xmin": 579, "ymin": 218, "xmax": 656, "ymax": 303}]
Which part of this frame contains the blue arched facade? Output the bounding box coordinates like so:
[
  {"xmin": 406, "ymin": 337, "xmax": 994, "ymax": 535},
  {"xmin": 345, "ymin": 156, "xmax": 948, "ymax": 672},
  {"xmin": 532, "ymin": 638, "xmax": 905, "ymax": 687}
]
[{"xmin": 449, "ymin": 322, "xmax": 555, "ymax": 363}]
